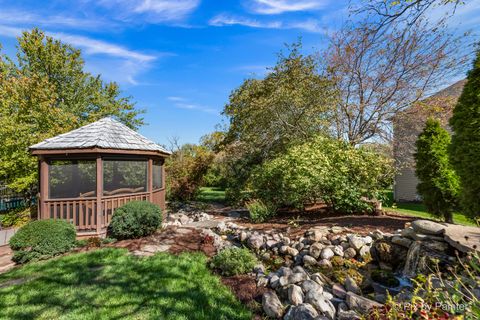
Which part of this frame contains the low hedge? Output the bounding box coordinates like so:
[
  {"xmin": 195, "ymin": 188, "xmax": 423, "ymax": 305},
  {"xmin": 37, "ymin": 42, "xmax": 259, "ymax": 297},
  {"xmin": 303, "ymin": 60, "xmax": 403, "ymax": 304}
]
[
  {"xmin": 108, "ymin": 201, "xmax": 162, "ymax": 240},
  {"xmin": 9, "ymin": 219, "xmax": 76, "ymax": 264}
]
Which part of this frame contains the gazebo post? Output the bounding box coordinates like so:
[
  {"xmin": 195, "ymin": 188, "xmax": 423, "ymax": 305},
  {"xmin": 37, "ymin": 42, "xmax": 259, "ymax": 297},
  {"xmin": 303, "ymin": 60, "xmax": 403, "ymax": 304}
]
[
  {"xmin": 96, "ymin": 155, "xmax": 103, "ymax": 235},
  {"xmin": 148, "ymin": 158, "xmax": 153, "ymax": 201},
  {"xmin": 39, "ymin": 156, "xmax": 48, "ymax": 219}
]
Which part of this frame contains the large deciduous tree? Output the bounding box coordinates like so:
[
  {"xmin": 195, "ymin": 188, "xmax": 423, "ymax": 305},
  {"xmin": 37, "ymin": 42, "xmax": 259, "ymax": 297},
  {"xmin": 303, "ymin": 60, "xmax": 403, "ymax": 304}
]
[
  {"xmin": 324, "ymin": 20, "xmax": 464, "ymax": 145},
  {"xmin": 222, "ymin": 43, "xmax": 336, "ymax": 195},
  {"xmin": 0, "ymin": 29, "xmax": 143, "ymax": 193},
  {"xmin": 415, "ymin": 118, "xmax": 459, "ymax": 223},
  {"xmin": 449, "ymin": 49, "xmax": 480, "ymax": 219}
]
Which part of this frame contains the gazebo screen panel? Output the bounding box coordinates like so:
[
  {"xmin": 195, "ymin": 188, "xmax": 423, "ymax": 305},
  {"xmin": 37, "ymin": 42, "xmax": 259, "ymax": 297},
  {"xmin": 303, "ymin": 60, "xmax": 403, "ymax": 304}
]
[
  {"xmin": 103, "ymin": 159, "xmax": 148, "ymax": 196},
  {"xmin": 152, "ymin": 160, "xmax": 163, "ymax": 190},
  {"xmin": 48, "ymin": 160, "xmax": 97, "ymax": 199}
]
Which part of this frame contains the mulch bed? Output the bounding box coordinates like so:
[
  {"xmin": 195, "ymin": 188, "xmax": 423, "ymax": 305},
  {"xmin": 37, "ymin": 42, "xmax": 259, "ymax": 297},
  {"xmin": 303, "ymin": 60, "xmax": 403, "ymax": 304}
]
[
  {"xmin": 210, "ymin": 203, "xmax": 416, "ymax": 237},
  {"xmin": 221, "ymin": 274, "xmax": 268, "ymax": 319}
]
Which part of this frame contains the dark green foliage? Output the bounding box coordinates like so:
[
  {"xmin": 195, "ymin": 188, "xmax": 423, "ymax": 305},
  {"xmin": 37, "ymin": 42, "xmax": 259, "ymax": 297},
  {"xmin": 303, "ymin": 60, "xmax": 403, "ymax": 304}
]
[
  {"xmin": 108, "ymin": 201, "xmax": 162, "ymax": 240},
  {"xmin": 210, "ymin": 248, "xmax": 258, "ymax": 276},
  {"xmin": 449, "ymin": 50, "xmax": 480, "ymax": 219},
  {"xmin": 246, "ymin": 199, "xmax": 276, "ymax": 223},
  {"xmin": 9, "ymin": 219, "xmax": 76, "ymax": 263},
  {"xmin": 415, "ymin": 118, "xmax": 459, "ymax": 223}
]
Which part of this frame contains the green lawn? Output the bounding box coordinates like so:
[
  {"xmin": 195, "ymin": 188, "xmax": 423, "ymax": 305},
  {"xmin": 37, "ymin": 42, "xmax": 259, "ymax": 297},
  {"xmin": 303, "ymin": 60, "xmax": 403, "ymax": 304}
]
[
  {"xmin": 0, "ymin": 248, "xmax": 251, "ymax": 320},
  {"xmin": 196, "ymin": 187, "xmax": 226, "ymax": 203},
  {"xmin": 383, "ymin": 191, "xmax": 477, "ymax": 227}
]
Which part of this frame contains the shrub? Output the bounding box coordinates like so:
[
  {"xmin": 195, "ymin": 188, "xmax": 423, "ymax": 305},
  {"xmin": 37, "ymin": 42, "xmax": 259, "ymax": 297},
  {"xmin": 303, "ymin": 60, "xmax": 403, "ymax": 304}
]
[
  {"xmin": 246, "ymin": 199, "xmax": 276, "ymax": 223},
  {"xmin": 449, "ymin": 49, "xmax": 480, "ymax": 219},
  {"xmin": 210, "ymin": 247, "xmax": 258, "ymax": 276},
  {"xmin": 9, "ymin": 219, "xmax": 76, "ymax": 263},
  {"xmin": 166, "ymin": 144, "xmax": 214, "ymax": 201},
  {"xmin": 108, "ymin": 201, "xmax": 162, "ymax": 240},
  {"xmin": 249, "ymin": 135, "xmax": 394, "ymax": 214},
  {"xmin": 415, "ymin": 118, "xmax": 459, "ymax": 223},
  {"xmin": 0, "ymin": 206, "xmax": 32, "ymax": 228}
]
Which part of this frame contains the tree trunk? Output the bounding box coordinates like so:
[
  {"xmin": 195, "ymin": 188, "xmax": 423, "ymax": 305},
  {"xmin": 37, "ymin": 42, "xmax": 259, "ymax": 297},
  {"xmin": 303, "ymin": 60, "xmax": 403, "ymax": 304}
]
[{"xmin": 444, "ymin": 211, "xmax": 453, "ymax": 224}]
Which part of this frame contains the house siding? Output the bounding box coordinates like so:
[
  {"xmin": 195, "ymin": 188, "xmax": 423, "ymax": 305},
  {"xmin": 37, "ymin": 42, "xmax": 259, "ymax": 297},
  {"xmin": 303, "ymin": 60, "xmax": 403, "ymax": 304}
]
[{"xmin": 394, "ymin": 167, "xmax": 420, "ymax": 202}]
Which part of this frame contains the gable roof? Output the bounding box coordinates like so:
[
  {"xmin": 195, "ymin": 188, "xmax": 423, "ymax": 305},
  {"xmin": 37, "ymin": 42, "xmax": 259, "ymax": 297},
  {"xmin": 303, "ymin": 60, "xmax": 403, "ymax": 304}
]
[{"xmin": 29, "ymin": 117, "xmax": 171, "ymax": 154}]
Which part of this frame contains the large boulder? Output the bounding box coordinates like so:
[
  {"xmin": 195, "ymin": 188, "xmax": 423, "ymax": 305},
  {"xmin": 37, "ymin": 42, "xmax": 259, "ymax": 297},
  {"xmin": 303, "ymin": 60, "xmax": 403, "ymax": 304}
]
[
  {"xmin": 346, "ymin": 292, "xmax": 382, "ymax": 313},
  {"xmin": 305, "ymin": 291, "xmax": 336, "ymax": 319},
  {"xmin": 284, "ymin": 303, "xmax": 319, "ymax": 320},
  {"xmin": 412, "ymin": 220, "xmax": 446, "ymax": 235},
  {"xmin": 288, "ymin": 284, "xmax": 304, "ymax": 305},
  {"xmin": 262, "ymin": 291, "xmax": 284, "ymax": 318}
]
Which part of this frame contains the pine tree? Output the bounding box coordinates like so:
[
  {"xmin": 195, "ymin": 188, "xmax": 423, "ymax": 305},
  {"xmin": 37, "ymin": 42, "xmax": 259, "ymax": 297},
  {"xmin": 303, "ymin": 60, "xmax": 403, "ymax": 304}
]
[
  {"xmin": 449, "ymin": 49, "xmax": 480, "ymax": 219},
  {"xmin": 415, "ymin": 118, "xmax": 459, "ymax": 223}
]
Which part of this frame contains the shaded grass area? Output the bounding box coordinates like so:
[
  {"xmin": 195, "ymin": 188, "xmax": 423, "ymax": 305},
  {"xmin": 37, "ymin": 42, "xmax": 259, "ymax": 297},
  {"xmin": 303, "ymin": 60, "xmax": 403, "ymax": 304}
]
[
  {"xmin": 383, "ymin": 190, "xmax": 477, "ymax": 227},
  {"xmin": 0, "ymin": 248, "xmax": 251, "ymax": 320},
  {"xmin": 196, "ymin": 187, "xmax": 226, "ymax": 203}
]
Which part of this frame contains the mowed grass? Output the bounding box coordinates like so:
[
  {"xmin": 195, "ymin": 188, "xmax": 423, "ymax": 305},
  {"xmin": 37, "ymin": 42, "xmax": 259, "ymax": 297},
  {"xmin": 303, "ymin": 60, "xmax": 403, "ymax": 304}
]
[
  {"xmin": 196, "ymin": 187, "xmax": 226, "ymax": 203},
  {"xmin": 0, "ymin": 248, "xmax": 251, "ymax": 320},
  {"xmin": 383, "ymin": 191, "xmax": 477, "ymax": 227}
]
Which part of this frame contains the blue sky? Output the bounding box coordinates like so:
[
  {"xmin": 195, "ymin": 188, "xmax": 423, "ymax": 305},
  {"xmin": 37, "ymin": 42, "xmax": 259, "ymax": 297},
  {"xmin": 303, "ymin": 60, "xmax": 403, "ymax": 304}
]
[{"xmin": 0, "ymin": 0, "xmax": 479, "ymax": 147}]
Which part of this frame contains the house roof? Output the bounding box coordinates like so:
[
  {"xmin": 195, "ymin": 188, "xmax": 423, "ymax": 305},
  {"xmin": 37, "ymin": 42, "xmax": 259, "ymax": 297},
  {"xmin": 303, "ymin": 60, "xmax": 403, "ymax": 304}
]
[
  {"xmin": 392, "ymin": 79, "xmax": 466, "ymax": 121},
  {"xmin": 29, "ymin": 117, "xmax": 171, "ymax": 154}
]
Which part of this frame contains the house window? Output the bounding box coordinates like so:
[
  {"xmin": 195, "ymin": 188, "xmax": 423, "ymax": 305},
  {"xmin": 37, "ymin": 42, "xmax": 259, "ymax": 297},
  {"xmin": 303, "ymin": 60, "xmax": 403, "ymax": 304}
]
[
  {"xmin": 103, "ymin": 160, "xmax": 148, "ymax": 196},
  {"xmin": 48, "ymin": 160, "xmax": 96, "ymax": 199},
  {"xmin": 153, "ymin": 160, "xmax": 163, "ymax": 190}
]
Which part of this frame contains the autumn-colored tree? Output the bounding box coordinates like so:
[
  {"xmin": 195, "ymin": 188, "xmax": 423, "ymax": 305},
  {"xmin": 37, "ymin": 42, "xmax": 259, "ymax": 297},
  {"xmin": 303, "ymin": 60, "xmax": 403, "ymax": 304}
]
[
  {"xmin": 0, "ymin": 29, "xmax": 142, "ymax": 193},
  {"xmin": 165, "ymin": 144, "xmax": 214, "ymax": 201},
  {"xmin": 324, "ymin": 19, "xmax": 464, "ymax": 145},
  {"xmin": 415, "ymin": 118, "xmax": 459, "ymax": 223},
  {"xmin": 449, "ymin": 49, "xmax": 480, "ymax": 219}
]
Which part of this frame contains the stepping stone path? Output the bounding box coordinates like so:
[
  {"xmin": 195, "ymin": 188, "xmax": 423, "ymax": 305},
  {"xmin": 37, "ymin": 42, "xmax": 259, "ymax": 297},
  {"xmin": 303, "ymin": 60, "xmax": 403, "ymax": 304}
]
[{"xmin": 0, "ymin": 245, "xmax": 14, "ymax": 274}]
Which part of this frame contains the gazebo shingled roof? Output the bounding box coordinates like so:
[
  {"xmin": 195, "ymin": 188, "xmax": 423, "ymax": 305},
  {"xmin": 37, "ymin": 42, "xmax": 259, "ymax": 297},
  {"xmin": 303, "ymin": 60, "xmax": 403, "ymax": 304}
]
[{"xmin": 30, "ymin": 117, "xmax": 171, "ymax": 154}]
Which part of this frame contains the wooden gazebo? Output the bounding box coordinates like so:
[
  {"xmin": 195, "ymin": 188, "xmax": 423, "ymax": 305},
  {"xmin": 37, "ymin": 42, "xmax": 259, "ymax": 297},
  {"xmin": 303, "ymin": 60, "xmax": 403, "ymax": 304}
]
[{"xmin": 29, "ymin": 117, "xmax": 171, "ymax": 237}]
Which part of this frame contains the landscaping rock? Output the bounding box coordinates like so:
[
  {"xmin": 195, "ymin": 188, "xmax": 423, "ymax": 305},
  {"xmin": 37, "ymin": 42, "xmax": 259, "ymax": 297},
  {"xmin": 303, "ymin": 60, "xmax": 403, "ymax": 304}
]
[
  {"xmin": 422, "ymin": 240, "xmax": 449, "ymax": 252},
  {"xmin": 300, "ymin": 280, "xmax": 323, "ymax": 295},
  {"xmin": 305, "ymin": 291, "xmax": 336, "ymax": 319},
  {"xmin": 303, "ymin": 255, "xmax": 317, "ymax": 267},
  {"xmin": 345, "ymin": 276, "xmax": 361, "ymax": 295},
  {"xmin": 320, "ymin": 248, "xmax": 335, "ymax": 260},
  {"xmin": 332, "ymin": 245, "xmax": 344, "ymax": 257},
  {"xmin": 343, "ymin": 247, "xmax": 357, "ymax": 259},
  {"xmin": 293, "ymin": 266, "xmax": 307, "ymax": 275},
  {"xmin": 318, "ymin": 259, "xmax": 332, "ymax": 269},
  {"xmin": 443, "ymin": 224, "xmax": 480, "ymax": 253},
  {"xmin": 346, "ymin": 292, "xmax": 382, "ymax": 313},
  {"xmin": 248, "ymin": 235, "xmax": 264, "ymax": 250},
  {"xmin": 348, "ymin": 236, "xmax": 366, "ymax": 251},
  {"xmin": 288, "ymin": 285, "xmax": 304, "ymax": 305},
  {"xmin": 332, "ymin": 283, "xmax": 347, "ymax": 299},
  {"xmin": 270, "ymin": 274, "xmax": 280, "ymax": 289},
  {"xmin": 391, "ymin": 236, "xmax": 412, "ymax": 248},
  {"xmin": 359, "ymin": 245, "xmax": 370, "ymax": 257},
  {"xmin": 263, "ymin": 291, "xmax": 284, "ymax": 319},
  {"xmin": 412, "ymin": 220, "xmax": 446, "ymax": 235},
  {"xmin": 309, "ymin": 243, "xmax": 323, "ymax": 259},
  {"xmin": 284, "ymin": 303, "xmax": 319, "ymax": 320}
]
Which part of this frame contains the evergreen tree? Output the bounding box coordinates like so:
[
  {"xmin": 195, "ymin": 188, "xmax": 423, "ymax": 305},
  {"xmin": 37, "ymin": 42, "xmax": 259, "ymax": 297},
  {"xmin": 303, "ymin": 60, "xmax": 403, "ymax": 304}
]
[
  {"xmin": 449, "ymin": 49, "xmax": 480, "ymax": 219},
  {"xmin": 415, "ymin": 118, "xmax": 459, "ymax": 223}
]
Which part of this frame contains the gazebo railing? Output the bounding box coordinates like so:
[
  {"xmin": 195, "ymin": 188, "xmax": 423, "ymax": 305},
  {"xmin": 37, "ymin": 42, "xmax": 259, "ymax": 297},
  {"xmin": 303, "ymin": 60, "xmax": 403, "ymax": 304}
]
[{"xmin": 44, "ymin": 191, "xmax": 156, "ymax": 232}]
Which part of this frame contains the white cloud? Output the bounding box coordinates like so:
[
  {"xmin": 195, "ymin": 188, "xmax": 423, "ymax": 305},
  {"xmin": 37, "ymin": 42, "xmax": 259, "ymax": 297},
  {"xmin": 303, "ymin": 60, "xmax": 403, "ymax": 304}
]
[
  {"xmin": 209, "ymin": 14, "xmax": 325, "ymax": 33},
  {"xmin": 48, "ymin": 32, "xmax": 157, "ymax": 63},
  {"xmin": 96, "ymin": 0, "xmax": 201, "ymax": 22},
  {"xmin": 247, "ymin": 0, "xmax": 328, "ymax": 14},
  {"xmin": 0, "ymin": 10, "xmax": 113, "ymax": 30},
  {"xmin": 167, "ymin": 97, "xmax": 218, "ymax": 114},
  {"xmin": 0, "ymin": 25, "xmax": 164, "ymax": 84}
]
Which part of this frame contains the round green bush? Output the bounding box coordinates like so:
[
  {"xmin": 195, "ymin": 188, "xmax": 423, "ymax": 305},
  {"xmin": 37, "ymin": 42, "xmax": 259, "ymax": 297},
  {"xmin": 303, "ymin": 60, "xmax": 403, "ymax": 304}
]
[
  {"xmin": 210, "ymin": 247, "xmax": 258, "ymax": 276},
  {"xmin": 108, "ymin": 201, "xmax": 162, "ymax": 240},
  {"xmin": 9, "ymin": 219, "xmax": 76, "ymax": 264}
]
